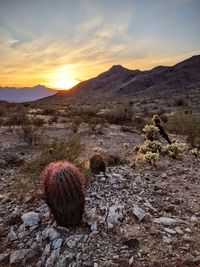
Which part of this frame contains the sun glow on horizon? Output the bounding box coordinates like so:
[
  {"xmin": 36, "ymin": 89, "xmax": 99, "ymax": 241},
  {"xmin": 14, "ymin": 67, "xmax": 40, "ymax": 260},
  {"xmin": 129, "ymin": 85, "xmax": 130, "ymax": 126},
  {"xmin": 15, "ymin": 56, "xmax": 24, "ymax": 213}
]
[{"xmin": 48, "ymin": 65, "xmax": 80, "ymax": 90}]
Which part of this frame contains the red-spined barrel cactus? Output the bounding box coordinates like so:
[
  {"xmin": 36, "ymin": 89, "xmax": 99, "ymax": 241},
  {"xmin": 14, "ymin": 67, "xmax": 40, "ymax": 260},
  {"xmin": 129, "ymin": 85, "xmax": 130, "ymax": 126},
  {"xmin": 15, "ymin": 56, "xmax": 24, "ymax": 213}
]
[
  {"xmin": 90, "ymin": 154, "xmax": 106, "ymax": 174},
  {"xmin": 42, "ymin": 161, "xmax": 85, "ymax": 227}
]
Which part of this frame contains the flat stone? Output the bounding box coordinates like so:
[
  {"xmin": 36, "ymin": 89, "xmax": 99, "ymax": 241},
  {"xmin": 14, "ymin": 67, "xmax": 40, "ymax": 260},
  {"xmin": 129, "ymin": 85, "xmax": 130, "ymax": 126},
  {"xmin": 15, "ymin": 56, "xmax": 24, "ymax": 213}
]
[
  {"xmin": 175, "ymin": 226, "xmax": 183, "ymax": 234},
  {"xmin": 164, "ymin": 228, "xmax": 176, "ymax": 235},
  {"xmin": 21, "ymin": 212, "xmax": 40, "ymax": 227},
  {"xmin": 133, "ymin": 205, "xmax": 146, "ymax": 221},
  {"xmin": 163, "ymin": 236, "xmax": 172, "ymax": 244},
  {"xmin": 44, "ymin": 227, "xmax": 60, "ymax": 241},
  {"xmin": 52, "ymin": 238, "xmax": 63, "ymax": 250},
  {"xmin": 153, "ymin": 217, "xmax": 176, "ymax": 226},
  {"xmin": 10, "ymin": 249, "xmax": 31, "ymax": 264},
  {"xmin": 7, "ymin": 227, "xmax": 18, "ymax": 241}
]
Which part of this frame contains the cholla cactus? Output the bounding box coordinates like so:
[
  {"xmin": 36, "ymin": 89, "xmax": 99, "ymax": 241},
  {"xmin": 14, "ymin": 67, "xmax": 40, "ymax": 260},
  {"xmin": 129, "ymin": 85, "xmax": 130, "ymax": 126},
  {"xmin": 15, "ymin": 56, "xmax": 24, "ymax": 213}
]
[
  {"xmin": 139, "ymin": 140, "xmax": 163, "ymax": 154},
  {"xmin": 145, "ymin": 152, "xmax": 159, "ymax": 165},
  {"xmin": 142, "ymin": 124, "xmax": 160, "ymax": 141},
  {"xmin": 189, "ymin": 148, "xmax": 199, "ymax": 158},
  {"xmin": 90, "ymin": 154, "xmax": 106, "ymax": 174},
  {"xmin": 152, "ymin": 114, "xmax": 171, "ymax": 144},
  {"xmin": 152, "ymin": 114, "xmax": 161, "ymax": 125},
  {"xmin": 165, "ymin": 141, "xmax": 184, "ymax": 159},
  {"xmin": 42, "ymin": 161, "xmax": 85, "ymax": 227}
]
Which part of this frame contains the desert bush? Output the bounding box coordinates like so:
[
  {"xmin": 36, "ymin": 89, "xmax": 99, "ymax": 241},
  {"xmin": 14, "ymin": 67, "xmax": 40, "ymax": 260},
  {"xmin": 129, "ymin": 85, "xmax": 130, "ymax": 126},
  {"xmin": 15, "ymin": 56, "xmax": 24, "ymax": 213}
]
[
  {"xmin": 31, "ymin": 117, "xmax": 45, "ymax": 127},
  {"xmin": 42, "ymin": 161, "xmax": 85, "ymax": 227},
  {"xmin": 42, "ymin": 107, "xmax": 57, "ymax": 115},
  {"xmin": 4, "ymin": 112, "xmax": 29, "ymax": 126},
  {"xmin": 0, "ymin": 106, "xmax": 7, "ymax": 116},
  {"xmin": 21, "ymin": 137, "xmax": 84, "ymax": 190},
  {"xmin": 17, "ymin": 125, "xmax": 41, "ymax": 146},
  {"xmin": 166, "ymin": 113, "xmax": 200, "ymax": 148},
  {"xmin": 103, "ymin": 102, "xmax": 135, "ymax": 124}
]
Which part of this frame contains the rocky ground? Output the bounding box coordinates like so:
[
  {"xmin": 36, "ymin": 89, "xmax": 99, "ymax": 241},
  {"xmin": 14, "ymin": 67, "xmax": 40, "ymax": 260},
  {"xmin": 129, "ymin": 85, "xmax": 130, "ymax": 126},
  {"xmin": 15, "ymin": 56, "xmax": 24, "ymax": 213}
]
[{"xmin": 0, "ymin": 125, "xmax": 200, "ymax": 267}]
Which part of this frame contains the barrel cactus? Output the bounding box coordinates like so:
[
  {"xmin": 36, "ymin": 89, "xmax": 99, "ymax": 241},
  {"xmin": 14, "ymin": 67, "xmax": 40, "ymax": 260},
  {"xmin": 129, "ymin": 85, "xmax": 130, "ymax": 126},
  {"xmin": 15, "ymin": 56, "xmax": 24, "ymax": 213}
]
[
  {"xmin": 90, "ymin": 154, "xmax": 106, "ymax": 174},
  {"xmin": 42, "ymin": 161, "xmax": 85, "ymax": 227}
]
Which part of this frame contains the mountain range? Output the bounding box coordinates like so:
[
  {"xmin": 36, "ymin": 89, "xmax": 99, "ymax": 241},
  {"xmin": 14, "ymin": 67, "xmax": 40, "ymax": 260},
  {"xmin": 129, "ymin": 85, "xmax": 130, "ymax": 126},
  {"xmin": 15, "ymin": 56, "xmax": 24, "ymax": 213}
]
[
  {"xmin": 0, "ymin": 85, "xmax": 56, "ymax": 103},
  {"xmin": 1, "ymin": 55, "xmax": 199, "ymax": 103},
  {"xmin": 46, "ymin": 55, "xmax": 200, "ymax": 104}
]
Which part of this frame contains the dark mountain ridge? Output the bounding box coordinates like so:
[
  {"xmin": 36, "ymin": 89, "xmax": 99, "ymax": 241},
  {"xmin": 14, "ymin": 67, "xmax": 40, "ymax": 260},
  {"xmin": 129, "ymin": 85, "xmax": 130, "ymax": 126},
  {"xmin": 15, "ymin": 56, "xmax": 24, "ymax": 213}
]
[{"xmin": 46, "ymin": 55, "xmax": 200, "ymax": 104}]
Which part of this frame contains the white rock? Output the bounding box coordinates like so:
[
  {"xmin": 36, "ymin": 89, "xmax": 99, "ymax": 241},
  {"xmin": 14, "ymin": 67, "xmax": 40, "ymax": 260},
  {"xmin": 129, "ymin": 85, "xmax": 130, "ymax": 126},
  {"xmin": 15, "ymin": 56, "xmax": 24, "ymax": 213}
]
[
  {"xmin": 133, "ymin": 205, "xmax": 146, "ymax": 221},
  {"xmin": 52, "ymin": 238, "xmax": 63, "ymax": 250},
  {"xmin": 21, "ymin": 212, "xmax": 40, "ymax": 227},
  {"xmin": 43, "ymin": 227, "xmax": 60, "ymax": 241},
  {"xmin": 191, "ymin": 215, "xmax": 198, "ymax": 222},
  {"xmin": 175, "ymin": 226, "xmax": 183, "ymax": 234},
  {"xmin": 7, "ymin": 227, "xmax": 18, "ymax": 241},
  {"xmin": 106, "ymin": 203, "xmax": 124, "ymax": 229},
  {"xmin": 45, "ymin": 248, "xmax": 60, "ymax": 267},
  {"xmin": 129, "ymin": 256, "xmax": 134, "ymax": 265},
  {"xmin": 67, "ymin": 239, "xmax": 77, "ymax": 249},
  {"xmin": 164, "ymin": 228, "xmax": 176, "ymax": 235},
  {"xmin": 10, "ymin": 249, "xmax": 31, "ymax": 264},
  {"xmin": 163, "ymin": 236, "xmax": 172, "ymax": 244},
  {"xmin": 153, "ymin": 217, "xmax": 176, "ymax": 226}
]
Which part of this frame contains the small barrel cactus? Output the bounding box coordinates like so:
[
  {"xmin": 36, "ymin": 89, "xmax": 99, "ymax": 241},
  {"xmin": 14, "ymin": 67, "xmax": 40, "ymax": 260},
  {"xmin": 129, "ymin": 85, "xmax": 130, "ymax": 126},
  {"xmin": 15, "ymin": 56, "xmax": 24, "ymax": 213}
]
[
  {"xmin": 90, "ymin": 154, "xmax": 106, "ymax": 174},
  {"xmin": 42, "ymin": 161, "xmax": 85, "ymax": 227}
]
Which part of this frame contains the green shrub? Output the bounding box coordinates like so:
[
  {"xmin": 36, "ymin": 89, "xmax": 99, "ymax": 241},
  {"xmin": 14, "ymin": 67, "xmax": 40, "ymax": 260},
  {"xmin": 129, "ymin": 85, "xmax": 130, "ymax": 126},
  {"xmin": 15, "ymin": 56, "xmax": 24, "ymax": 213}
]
[
  {"xmin": 17, "ymin": 125, "xmax": 41, "ymax": 146},
  {"xmin": 166, "ymin": 113, "xmax": 200, "ymax": 148},
  {"xmin": 4, "ymin": 113, "xmax": 29, "ymax": 126},
  {"xmin": 21, "ymin": 137, "xmax": 84, "ymax": 190},
  {"xmin": 42, "ymin": 107, "xmax": 57, "ymax": 115},
  {"xmin": 31, "ymin": 117, "xmax": 45, "ymax": 127}
]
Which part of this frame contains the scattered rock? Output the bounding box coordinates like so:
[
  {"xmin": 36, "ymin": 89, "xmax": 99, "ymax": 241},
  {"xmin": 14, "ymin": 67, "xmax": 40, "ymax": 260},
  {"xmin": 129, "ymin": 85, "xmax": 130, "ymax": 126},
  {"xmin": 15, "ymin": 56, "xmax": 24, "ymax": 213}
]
[
  {"xmin": 164, "ymin": 228, "xmax": 176, "ymax": 235},
  {"xmin": 7, "ymin": 227, "xmax": 18, "ymax": 241},
  {"xmin": 21, "ymin": 212, "xmax": 40, "ymax": 227},
  {"xmin": 153, "ymin": 217, "xmax": 176, "ymax": 226},
  {"xmin": 133, "ymin": 204, "xmax": 146, "ymax": 221}
]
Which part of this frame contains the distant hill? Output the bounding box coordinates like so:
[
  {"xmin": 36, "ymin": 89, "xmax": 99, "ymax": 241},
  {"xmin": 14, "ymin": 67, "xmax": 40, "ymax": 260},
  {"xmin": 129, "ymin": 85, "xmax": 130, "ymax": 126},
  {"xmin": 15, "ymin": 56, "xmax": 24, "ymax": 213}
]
[
  {"xmin": 43, "ymin": 55, "xmax": 200, "ymax": 104},
  {"xmin": 0, "ymin": 85, "xmax": 57, "ymax": 103}
]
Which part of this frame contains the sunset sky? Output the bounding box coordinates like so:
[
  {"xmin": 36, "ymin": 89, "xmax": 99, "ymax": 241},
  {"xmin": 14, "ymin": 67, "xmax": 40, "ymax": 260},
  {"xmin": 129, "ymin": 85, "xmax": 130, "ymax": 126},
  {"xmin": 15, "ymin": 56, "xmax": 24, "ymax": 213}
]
[{"xmin": 0, "ymin": 0, "xmax": 200, "ymax": 90}]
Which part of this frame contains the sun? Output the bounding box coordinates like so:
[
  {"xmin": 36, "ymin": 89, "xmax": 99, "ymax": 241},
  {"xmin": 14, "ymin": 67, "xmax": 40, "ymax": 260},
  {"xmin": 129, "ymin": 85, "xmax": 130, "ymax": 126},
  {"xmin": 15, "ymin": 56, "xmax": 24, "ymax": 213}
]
[
  {"xmin": 49, "ymin": 65, "xmax": 80, "ymax": 90},
  {"xmin": 53, "ymin": 79, "xmax": 79, "ymax": 90}
]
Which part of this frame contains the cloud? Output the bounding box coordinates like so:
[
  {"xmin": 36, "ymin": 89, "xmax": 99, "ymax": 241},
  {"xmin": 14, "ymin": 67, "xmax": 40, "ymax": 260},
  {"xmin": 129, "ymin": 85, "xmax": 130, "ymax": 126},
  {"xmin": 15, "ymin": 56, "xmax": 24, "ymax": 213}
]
[{"xmin": 0, "ymin": 1, "xmax": 199, "ymax": 87}]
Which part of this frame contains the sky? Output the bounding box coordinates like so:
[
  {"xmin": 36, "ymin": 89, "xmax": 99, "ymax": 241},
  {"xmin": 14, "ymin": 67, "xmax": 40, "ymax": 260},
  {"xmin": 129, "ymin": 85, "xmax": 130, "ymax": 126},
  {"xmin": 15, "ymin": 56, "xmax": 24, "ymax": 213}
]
[{"xmin": 0, "ymin": 0, "xmax": 200, "ymax": 89}]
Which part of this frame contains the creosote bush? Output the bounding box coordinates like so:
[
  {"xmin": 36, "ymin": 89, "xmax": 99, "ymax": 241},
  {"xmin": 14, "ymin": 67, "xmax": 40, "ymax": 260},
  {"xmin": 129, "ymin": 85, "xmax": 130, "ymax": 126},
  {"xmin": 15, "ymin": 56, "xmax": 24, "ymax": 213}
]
[
  {"xmin": 42, "ymin": 161, "xmax": 85, "ymax": 227},
  {"xmin": 166, "ymin": 113, "xmax": 200, "ymax": 148}
]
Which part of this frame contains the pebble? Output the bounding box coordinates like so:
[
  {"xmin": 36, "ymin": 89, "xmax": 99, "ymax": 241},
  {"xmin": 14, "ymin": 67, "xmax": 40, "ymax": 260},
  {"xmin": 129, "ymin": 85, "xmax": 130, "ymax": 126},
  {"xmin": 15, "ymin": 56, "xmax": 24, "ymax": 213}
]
[
  {"xmin": 153, "ymin": 217, "xmax": 176, "ymax": 226},
  {"xmin": 164, "ymin": 228, "xmax": 176, "ymax": 235},
  {"xmin": 7, "ymin": 227, "xmax": 18, "ymax": 241},
  {"xmin": 163, "ymin": 236, "xmax": 172, "ymax": 244},
  {"xmin": 133, "ymin": 205, "xmax": 146, "ymax": 221}
]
